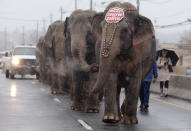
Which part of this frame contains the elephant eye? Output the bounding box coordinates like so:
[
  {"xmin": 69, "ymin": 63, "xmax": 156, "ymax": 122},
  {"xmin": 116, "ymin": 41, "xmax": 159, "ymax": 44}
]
[{"xmin": 120, "ymin": 28, "xmax": 128, "ymax": 34}]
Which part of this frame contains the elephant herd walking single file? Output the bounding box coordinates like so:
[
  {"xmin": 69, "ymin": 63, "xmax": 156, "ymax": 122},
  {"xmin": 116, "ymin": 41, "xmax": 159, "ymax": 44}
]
[{"xmin": 36, "ymin": 1, "xmax": 156, "ymax": 125}]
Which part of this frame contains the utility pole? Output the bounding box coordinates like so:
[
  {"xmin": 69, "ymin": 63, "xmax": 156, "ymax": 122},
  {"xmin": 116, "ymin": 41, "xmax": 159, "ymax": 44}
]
[
  {"xmin": 36, "ymin": 21, "xmax": 39, "ymax": 43},
  {"xmin": 22, "ymin": 26, "xmax": 25, "ymax": 45},
  {"xmin": 60, "ymin": 7, "xmax": 65, "ymax": 21},
  {"xmin": 137, "ymin": 0, "xmax": 140, "ymax": 14},
  {"xmin": 50, "ymin": 13, "xmax": 53, "ymax": 24},
  {"xmin": 60, "ymin": 7, "xmax": 63, "ymax": 21},
  {"xmin": 43, "ymin": 19, "xmax": 46, "ymax": 33},
  {"xmin": 4, "ymin": 27, "xmax": 7, "ymax": 50},
  {"xmin": 75, "ymin": 0, "xmax": 77, "ymax": 10},
  {"xmin": 90, "ymin": 0, "xmax": 93, "ymax": 11}
]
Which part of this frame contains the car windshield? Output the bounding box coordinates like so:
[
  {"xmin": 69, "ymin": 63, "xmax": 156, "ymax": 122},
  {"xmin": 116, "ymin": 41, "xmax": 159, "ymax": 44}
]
[{"xmin": 13, "ymin": 47, "xmax": 35, "ymax": 56}]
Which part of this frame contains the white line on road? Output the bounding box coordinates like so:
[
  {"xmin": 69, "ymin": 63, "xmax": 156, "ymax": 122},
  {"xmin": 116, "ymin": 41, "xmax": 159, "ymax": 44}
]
[
  {"xmin": 40, "ymin": 88, "xmax": 45, "ymax": 92},
  {"xmin": 32, "ymin": 82, "xmax": 36, "ymax": 84},
  {"xmin": 78, "ymin": 119, "xmax": 93, "ymax": 130},
  {"xmin": 53, "ymin": 98, "xmax": 62, "ymax": 103}
]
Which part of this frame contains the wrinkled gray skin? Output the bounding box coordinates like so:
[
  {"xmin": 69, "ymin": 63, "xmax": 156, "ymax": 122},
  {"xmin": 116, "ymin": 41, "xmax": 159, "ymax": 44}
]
[
  {"xmin": 36, "ymin": 36, "xmax": 45, "ymax": 82},
  {"xmin": 92, "ymin": 2, "xmax": 156, "ymax": 124},
  {"xmin": 64, "ymin": 10, "xmax": 101, "ymax": 112},
  {"xmin": 44, "ymin": 21, "xmax": 72, "ymax": 94},
  {"xmin": 36, "ymin": 36, "xmax": 52, "ymax": 84}
]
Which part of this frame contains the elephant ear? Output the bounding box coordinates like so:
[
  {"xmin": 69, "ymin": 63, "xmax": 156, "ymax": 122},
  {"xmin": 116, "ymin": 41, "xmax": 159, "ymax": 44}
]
[
  {"xmin": 44, "ymin": 25, "xmax": 54, "ymax": 48},
  {"xmin": 64, "ymin": 17, "xmax": 70, "ymax": 37},
  {"xmin": 133, "ymin": 15, "xmax": 155, "ymax": 46},
  {"xmin": 91, "ymin": 12, "xmax": 105, "ymax": 41}
]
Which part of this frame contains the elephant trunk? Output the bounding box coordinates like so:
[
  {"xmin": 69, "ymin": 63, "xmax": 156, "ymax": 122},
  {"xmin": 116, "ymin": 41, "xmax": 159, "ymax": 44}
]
[
  {"xmin": 71, "ymin": 34, "xmax": 90, "ymax": 71},
  {"xmin": 92, "ymin": 33, "xmax": 120, "ymax": 93},
  {"xmin": 92, "ymin": 56, "xmax": 114, "ymax": 93}
]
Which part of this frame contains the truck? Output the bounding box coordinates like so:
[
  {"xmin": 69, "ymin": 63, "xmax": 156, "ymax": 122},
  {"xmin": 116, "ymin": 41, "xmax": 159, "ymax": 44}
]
[{"xmin": 5, "ymin": 45, "xmax": 39, "ymax": 79}]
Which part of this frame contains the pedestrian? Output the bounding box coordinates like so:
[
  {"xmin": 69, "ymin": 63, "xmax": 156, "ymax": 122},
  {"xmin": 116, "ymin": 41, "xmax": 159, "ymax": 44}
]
[
  {"xmin": 157, "ymin": 50, "xmax": 172, "ymax": 97},
  {"xmin": 140, "ymin": 62, "xmax": 158, "ymax": 111}
]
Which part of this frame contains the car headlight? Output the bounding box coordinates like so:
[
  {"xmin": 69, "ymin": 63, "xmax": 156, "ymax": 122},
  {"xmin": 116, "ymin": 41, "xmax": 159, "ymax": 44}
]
[{"xmin": 12, "ymin": 57, "xmax": 20, "ymax": 65}]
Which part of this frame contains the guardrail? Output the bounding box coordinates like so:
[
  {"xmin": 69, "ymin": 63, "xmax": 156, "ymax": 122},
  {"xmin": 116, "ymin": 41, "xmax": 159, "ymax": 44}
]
[{"xmin": 150, "ymin": 74, "xmax": 191, "ymax": 101}]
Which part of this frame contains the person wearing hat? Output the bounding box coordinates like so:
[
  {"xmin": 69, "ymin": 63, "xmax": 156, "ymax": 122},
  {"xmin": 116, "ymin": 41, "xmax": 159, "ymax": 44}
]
[{"xmin": 157, "ymin": 50, "xmax": 172, "ymax": 97}]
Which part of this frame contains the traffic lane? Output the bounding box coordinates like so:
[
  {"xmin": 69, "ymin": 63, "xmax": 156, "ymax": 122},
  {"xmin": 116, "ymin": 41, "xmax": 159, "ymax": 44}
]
[
  {"xmin": 0, "ymin": 73, "xmax": 191, "ymax": 131},
  {"xmin": 56, "ymin": 88, "xmax": 191, "ymax": 130},
  {"xmin": 0, "ymin": 73, "xmax": 85, "ymax": 131}
]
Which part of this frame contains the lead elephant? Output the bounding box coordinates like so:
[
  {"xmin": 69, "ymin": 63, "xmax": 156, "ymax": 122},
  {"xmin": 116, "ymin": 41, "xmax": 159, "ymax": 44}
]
[
  {"xmin": 92, "ymin": 2, "xmax": 156, "ymax": 124},
  {"xmin": 64, "ymin": 10, "xmax": 101, "ymax": 113}
]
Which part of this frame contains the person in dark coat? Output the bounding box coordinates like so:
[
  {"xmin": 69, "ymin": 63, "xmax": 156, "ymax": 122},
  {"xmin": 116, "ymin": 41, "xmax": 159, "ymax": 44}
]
[{"xmin": 140, "ymin": 62, "xmax": 158, "ymax": 111}]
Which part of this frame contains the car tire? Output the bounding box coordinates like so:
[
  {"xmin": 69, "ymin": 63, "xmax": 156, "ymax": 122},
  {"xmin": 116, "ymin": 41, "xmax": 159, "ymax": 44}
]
[
  {"xmin": 10, "ymin": 74, "xmax": 15, "ymax": 79},
  {"xmin": 5, "ymin": 70, "xmax": 9, "ymax": 78}
]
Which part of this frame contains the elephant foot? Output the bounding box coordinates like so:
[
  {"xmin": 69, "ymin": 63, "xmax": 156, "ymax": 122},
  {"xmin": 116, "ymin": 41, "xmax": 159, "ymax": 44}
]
[
  {"xmin": 71, "ymin": 104, "xmax": 84, "ymax": 111},
  {"xmin": 86, "ymin": 108, "xmax": 99, "ymax": 113},
  {"xmin": 102, "ymin": 114, "xmax": 120, "ymax": 123},
  {"xmin": 51, "ymin": 90, "xmax": 57, "ymax": 94},
  {"xmin": 122, "ymin": 116, "xmax": 138, "ymax": 125}
]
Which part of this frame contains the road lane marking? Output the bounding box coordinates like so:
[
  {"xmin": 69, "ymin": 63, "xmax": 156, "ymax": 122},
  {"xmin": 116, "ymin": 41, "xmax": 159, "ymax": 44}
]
[
  {"xmin": 78, "ymin": 119, "xmax": 93, "ymax": 130},
  {"xmin": 32, "ymin": 82, "xmax": 36, "ymax": 84},
  {"xmin": 53, "ymin": 98, "xmax": 62, "ymax": 103},
  {"xmin": 151, "ymin": 96, "xmax": 191, "ymax": 111},
  {"xmin": 40, "ymin": 88, "xmax": 45, "ymax": 92}
]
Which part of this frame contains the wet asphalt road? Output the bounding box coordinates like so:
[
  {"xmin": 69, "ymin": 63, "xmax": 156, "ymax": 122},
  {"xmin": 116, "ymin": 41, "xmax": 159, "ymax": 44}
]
[{"xmin": 0, "ymin": 72, "xmax": 191, "ymax": 131}]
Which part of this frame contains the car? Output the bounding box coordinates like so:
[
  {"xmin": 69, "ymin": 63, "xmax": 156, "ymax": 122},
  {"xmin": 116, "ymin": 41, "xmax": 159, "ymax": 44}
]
[
  {"xmin": 186, "ymin": 68, "xmax": 191, "ymax": 76},
  {"xmin": 0, "ymin": 52, "xmax": 5, "ymax": 69},
  {"xmin": 5, "ymin": 45, "xmax": 38, "ymax": 79}
]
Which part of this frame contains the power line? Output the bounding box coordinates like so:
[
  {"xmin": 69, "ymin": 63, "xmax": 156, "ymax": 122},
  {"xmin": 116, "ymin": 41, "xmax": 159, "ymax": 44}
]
[{"xmin": 155, "ymin": 19, "xmax": 191, "ymax": 29}]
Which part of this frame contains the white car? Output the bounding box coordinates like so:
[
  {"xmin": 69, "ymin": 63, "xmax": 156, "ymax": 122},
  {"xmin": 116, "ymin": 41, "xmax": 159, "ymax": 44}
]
[
  {"xmin": 186, "ymin": 67, "xmax": 191, "ymax": 76},
  {"xmin": 0, "ymin": 52, "xmax": 4, "ymax": 69},
  {"xmin": 6, "ymin": 45, "xmax": 38, "ymax": 79}
]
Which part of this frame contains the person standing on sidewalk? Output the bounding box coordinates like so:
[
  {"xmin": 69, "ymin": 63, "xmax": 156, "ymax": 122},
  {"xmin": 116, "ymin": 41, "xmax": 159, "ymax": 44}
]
[
  {"xmin": 157, "ymin": 50, "xmax": 172, "ymax": 97},
  {"xmin": 140, "ymin": 62, "xmax": 158, "ymax": 111}
]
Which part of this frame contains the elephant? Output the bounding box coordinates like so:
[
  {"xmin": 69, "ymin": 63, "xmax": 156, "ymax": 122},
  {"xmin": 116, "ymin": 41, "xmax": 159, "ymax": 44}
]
[
  {"xmin": 91, "ymin": 2, "xmax": 156, "ymax": 124},
  {"xmin": 43, "ymin": 21, "xmax": 72, "ymax": 94},
  {"xmin": 36, "ymin": 36, "xmax": 51, "ymax": 84},
  {"xmin": 64, "ymin": 10, "xmax": 101, "ymax": 113},
  {"xmin": 36, "ymin": 36, "xmax": 45, "ymax": 81}
]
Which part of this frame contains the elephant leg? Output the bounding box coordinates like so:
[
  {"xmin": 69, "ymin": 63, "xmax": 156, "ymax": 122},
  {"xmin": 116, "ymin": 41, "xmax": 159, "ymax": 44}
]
[
  {"xmin": 63, "ymin": 76, "xmax": 72, "ymax": 93},
  {"xmin": 122, "ymin": 67, "xmax": 142, "ymax": 125},
  {"xmin": 51, "ymin": 74, "xmax": 58, "ymax": 94},
  {"xmin": 103, "ymin": 73, "xmax": 120, "ymax": 123},
  {"xmin": 85, "ymin": 73, "xmax": 100, "ymax": 113},
  {"xmin": 117, "ymin": 85, "xmax": 121, "ymax": 120},
  {"xmin": 57, "ymin": 76, "xmax": 66, "ymax": 94},
  {"xmin": 71, "ymin": 71, "xmax": 84, "ymax": 111}
]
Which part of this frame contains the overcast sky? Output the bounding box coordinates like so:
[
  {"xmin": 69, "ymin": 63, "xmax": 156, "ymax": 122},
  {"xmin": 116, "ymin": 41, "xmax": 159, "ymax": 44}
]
[{"xmin": 0, "ymin": 0, "xmax": 191, "ymax": 43}]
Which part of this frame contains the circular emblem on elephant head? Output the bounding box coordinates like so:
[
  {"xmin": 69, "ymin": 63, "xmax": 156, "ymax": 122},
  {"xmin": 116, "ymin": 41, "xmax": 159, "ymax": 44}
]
[{"xmin": 105, "ymin": 7, "xmax": 125, "ymax": 23}]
